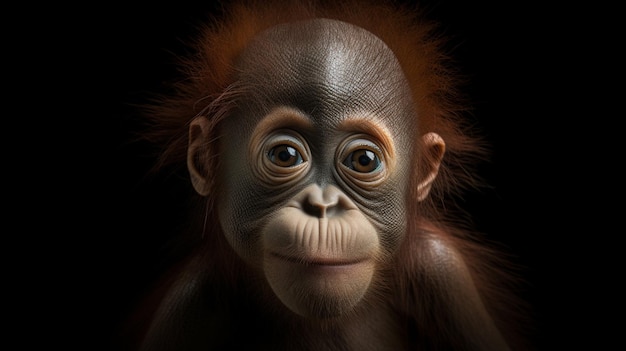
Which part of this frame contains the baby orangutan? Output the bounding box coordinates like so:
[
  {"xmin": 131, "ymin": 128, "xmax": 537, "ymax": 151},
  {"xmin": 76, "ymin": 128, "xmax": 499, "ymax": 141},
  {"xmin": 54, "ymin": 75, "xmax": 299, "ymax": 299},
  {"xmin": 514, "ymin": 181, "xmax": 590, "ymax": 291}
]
[{"xmin": 126, "ymin": 1, "xmax": 529, "ymax": 350}]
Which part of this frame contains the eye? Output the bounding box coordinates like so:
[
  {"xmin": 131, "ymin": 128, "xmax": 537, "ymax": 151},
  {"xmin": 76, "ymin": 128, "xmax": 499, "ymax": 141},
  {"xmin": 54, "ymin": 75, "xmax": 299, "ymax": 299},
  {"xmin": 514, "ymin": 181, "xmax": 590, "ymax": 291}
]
[
  {"xmin": 263, "ymin": 132, "xmax": 309, "ymax": 170},
  {"xmin": 253, "ymin": 130, "xmax": 310, "ymax": 186},
  {"xmin": 343, "ymin": 149, "xmax": 381, "ymax": 173},
  {"xmin": 336, "ymin": 136, "xmax": 387, "ymax": 187},
  {"xmin": 268, "ymin": 144, "xmax": 304, "ymax": 167}
]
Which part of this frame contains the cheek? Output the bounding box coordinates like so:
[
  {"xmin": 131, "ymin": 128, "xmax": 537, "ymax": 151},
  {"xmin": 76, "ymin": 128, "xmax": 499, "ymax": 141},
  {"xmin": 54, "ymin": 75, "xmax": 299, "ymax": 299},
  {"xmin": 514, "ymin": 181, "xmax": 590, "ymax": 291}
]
[
  {"xmin": 217, "ymin": 161, "xmax": 301, "ymax": 264},
  {"xmin": 363, "ymin": 184, "xmax": 409, "ymax": 253},
  {"xmin": 216, "ymin": 155, "xmax": 267, "ymax": 263}
]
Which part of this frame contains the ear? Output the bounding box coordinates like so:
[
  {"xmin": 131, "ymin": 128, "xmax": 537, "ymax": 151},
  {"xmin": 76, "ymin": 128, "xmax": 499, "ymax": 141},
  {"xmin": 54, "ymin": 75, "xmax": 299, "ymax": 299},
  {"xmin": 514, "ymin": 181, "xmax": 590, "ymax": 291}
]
[
  {"xmin": 187, "ymin": 116, "xmax": 213, "ymax": 196},
  {"xmin": 416, "ymin": 132, "xmax": 446, "ymax": 201}
]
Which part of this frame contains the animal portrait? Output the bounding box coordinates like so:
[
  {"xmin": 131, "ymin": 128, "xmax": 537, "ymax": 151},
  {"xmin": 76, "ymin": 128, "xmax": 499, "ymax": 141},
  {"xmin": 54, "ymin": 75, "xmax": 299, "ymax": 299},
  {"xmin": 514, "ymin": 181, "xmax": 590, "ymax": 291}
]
[{"xmin": 112, "ymin": 0, "xmax": 533, "ymax": 350}]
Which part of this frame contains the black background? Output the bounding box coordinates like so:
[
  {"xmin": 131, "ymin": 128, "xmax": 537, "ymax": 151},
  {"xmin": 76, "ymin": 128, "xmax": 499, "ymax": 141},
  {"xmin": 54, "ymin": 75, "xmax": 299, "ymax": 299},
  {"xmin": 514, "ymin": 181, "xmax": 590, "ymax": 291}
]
[{"xmin": 21, "ymin": 0, "xmax": 612, "ymax": 350}]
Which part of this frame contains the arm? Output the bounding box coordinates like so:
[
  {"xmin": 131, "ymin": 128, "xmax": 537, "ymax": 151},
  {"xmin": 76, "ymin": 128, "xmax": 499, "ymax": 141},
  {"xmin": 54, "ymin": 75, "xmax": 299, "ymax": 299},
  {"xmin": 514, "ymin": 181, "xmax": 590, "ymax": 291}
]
[{"xmin": 400, "ymin": 233, "xmax": 513, "ymax": 351}]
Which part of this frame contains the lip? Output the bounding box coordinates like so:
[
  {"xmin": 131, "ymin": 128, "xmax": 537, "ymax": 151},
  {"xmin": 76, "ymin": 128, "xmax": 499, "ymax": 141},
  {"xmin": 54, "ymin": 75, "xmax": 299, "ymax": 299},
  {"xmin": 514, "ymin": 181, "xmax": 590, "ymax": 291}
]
[{"xmin": 270, "ymin": 252, "xmax": 367, "ymax": 267}]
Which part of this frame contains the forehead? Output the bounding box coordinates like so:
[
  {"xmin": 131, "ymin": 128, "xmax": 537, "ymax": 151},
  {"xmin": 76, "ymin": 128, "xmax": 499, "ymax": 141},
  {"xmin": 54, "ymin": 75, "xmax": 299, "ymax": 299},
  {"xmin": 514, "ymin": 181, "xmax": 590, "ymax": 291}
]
[{"xmin": 233, "ymin": 18, "xmax": 415, "ymax": 131}]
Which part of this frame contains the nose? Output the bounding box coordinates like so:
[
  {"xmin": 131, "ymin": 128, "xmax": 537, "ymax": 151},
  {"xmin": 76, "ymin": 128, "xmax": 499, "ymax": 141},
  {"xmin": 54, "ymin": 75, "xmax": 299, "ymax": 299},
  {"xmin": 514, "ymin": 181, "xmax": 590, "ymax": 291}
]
[{"xmin": 298, "ymin": 184, "xmax": 351, "ymax": 218}]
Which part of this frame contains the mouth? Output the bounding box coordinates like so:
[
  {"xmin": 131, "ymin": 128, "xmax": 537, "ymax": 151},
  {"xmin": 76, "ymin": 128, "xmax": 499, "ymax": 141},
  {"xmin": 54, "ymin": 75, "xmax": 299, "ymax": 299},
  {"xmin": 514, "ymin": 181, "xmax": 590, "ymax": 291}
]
[
  {"xmin": 263, "ymin": 250, "xmax": 377, "ymax": 318},
  {"xmin": 270, "ymin": 252, "xmax": 368, "ymax": 267}
]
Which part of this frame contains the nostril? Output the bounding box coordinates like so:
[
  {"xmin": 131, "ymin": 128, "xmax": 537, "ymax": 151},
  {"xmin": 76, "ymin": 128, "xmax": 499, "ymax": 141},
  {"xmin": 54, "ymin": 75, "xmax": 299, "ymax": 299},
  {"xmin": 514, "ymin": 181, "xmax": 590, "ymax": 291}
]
[
  {"xmin": 303, "ymin": 198, "xmax": 345, "ymax": 218},
  {"xmin": 303, "ymin": 202, "xmax": 325, "ymax": 217},
  {"xmin": 298, "ymin": 184, "xmax": 349, "ymax": 218}
]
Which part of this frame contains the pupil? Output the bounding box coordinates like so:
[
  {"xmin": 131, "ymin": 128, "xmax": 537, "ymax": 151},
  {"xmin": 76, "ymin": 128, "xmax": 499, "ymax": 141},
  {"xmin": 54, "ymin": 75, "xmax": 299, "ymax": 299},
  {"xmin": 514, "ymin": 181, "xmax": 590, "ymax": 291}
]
[
  {"xmin": 279, "ymin": 147, "xmax": 295, "ymax": 161},
  {"xmin": 359, "ymin": 151, "xmax": 374, "ymax": 166}
]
